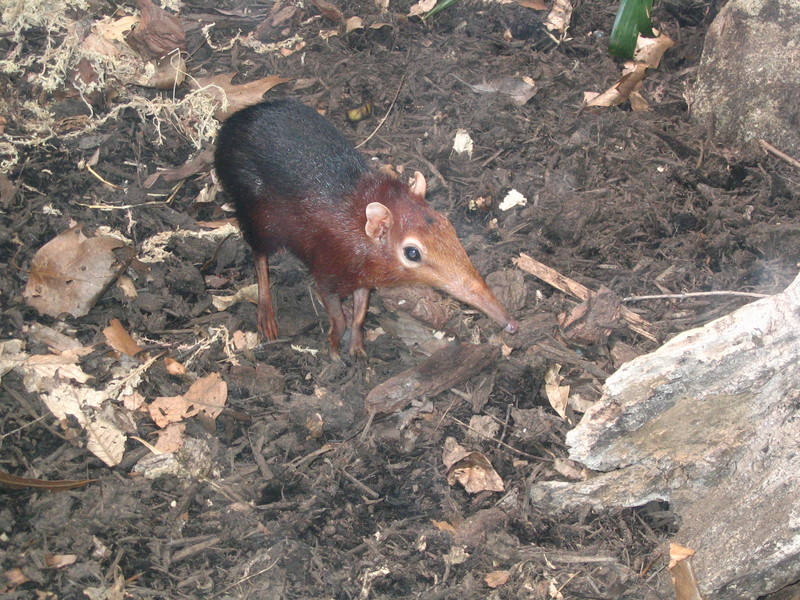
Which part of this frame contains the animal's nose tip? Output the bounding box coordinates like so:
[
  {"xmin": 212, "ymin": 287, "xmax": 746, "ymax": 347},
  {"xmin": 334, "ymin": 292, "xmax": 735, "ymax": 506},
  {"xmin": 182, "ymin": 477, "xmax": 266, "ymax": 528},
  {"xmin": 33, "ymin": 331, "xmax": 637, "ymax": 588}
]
[{"xmin": 505, "ymin": 320, "xmax": 519, "ymax": 334}]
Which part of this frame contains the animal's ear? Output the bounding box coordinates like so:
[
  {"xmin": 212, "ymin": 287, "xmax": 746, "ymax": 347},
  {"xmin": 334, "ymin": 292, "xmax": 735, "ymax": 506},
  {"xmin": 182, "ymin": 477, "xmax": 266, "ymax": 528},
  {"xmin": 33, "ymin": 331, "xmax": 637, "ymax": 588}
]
[
  {"xmin": 365, "ymin": 202, "xmax": 393, "ymax": 241},
  {"xmin": 409, "ymin": 171, "xmax": 427, "ymax": 199}
]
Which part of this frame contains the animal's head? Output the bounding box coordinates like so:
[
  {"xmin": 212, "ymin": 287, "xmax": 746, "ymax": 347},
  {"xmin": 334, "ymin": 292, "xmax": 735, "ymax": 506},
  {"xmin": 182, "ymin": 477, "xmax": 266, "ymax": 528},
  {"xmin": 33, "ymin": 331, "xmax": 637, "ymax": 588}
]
[{"xmin": 365, "ymin": 171, "xmax": 518, "ymax": 334}]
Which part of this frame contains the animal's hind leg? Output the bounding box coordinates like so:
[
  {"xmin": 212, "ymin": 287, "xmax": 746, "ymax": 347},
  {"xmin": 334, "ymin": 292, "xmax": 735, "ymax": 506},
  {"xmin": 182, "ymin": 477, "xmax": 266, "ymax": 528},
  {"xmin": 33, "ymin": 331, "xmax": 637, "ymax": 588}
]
[{"xmin": 255, "ymin": 252, "xmax": 279, "ymax": 340}]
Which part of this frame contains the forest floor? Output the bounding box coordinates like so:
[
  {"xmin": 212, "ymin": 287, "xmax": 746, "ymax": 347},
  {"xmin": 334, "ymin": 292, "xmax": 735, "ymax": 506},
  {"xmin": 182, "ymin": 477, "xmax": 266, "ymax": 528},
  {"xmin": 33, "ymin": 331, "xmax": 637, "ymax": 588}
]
[{"xmin": 1, "ymin": 0, "xmax": 798, "ymax": 598}]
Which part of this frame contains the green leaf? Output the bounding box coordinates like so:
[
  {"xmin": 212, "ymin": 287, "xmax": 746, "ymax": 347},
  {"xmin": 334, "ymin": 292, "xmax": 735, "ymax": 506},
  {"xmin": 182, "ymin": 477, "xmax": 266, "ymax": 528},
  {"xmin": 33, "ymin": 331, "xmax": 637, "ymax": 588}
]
[
  {"xmin": 609, "ymin": 0, "xmax": 655, "ymax": 59},
  {"xmin": 423, "ymin": 0, "xmax": 459, "ymax": 21}
]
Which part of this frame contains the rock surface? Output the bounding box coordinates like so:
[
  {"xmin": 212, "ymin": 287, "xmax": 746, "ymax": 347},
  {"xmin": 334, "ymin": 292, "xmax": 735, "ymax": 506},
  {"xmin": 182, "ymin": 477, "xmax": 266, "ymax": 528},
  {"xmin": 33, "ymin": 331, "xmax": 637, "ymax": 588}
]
[
  {"xmin": 531, "ymin": 273, "xmax": 800, "ymax": 599},
  {"xmin": 692, "ymin": 0, "xmax": 800, "ymax": 156}
]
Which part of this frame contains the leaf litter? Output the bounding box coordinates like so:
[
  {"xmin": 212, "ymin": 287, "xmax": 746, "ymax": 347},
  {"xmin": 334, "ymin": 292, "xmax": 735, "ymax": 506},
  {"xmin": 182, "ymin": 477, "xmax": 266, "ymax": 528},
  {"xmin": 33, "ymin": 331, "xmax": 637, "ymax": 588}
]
[{"xmin": 1, "ymin": 0, "xmax": 798, "ymax": 598}]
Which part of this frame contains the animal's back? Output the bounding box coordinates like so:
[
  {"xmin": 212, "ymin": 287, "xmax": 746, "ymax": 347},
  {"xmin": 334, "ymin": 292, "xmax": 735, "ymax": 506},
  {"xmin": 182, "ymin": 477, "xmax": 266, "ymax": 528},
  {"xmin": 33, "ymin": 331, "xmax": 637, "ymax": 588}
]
[{"xmin": 214, "ymin": 99, "xmax": 370, "ymax": 204}]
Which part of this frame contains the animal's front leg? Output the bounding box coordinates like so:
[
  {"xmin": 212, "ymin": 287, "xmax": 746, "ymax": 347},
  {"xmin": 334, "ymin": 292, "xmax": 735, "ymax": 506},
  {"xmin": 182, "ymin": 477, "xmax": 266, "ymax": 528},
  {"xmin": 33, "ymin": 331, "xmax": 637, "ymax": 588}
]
[
  {"xmin": 349, "ymin": 287, "xmax": 371, "ymax": 357},
  {"xmin": 318, "ymin": 290, "xmax": 347, "ymax": 358}
]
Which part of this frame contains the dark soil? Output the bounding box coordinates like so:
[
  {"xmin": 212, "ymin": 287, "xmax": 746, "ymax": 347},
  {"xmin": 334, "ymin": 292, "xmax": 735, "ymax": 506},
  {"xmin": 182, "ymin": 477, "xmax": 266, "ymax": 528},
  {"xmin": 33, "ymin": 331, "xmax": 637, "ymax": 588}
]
[{"xmin": 1, "ymin": 0, "xmax": 798, "ymax": 598}]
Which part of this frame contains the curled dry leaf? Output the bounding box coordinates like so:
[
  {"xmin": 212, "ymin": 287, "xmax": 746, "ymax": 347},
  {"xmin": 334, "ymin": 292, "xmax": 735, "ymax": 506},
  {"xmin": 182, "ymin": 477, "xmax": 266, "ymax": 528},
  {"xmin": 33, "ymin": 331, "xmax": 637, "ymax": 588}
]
[
  {"xmin": 125, "ymin": 0, "xmax": 186, "ymax": 60},
  {"xmin": 485, "ymin": 570, "xmax": 511, "ymax": 588},
  {"xmin": 311, "ymin": 0, "xmax": 345, "ymax": 23},
  {"xmin": 544, "ymin": 363, "xmax": 571, "ymax": 421},
  {"xmin": 3, "ymin": 568, "xmax": 30, "ymax": 587},
  {"xmin": 442, "ymin": 437, "xmax": 505, "ymax": 494},
  {"xmin": 164, "ymin": 357, "xmax": 187, "ymax": 375},
  {"xmin": 458, "ymin": 76, "xmax": 538, "ymax": 106},
  {"xmin": 668, "ymin": 544, "xmax": 702, "ymax": 600},
  {"xmin": 154, "ymin": 422, "xmax": 186, "ymax": 453},
  {"xmin": 45, "ymin": 554, "xmax": 78, "ymax": 569},
  {"xmin": 191, "ymin": 73, "xmax": 290, "ymax": 121},
  {"xmin": 345, "ymin": 16, "xmax": 363, "ymax": 32},
  {"xmin": 447, "ymin": 452, "xmax": 505, "ymax": 494},
  {"xmin": 408, "ymin": 0, "xmax": 437, "ymax": 17},
  {"xmin": 103, "ymin": 318, "xmax": 143, "ymax": 358},
  {"xmin": 148, "ymin": 373, "xmax": 228, "ymax": 427},
  {"xmin": 586, "ymin": 33, "xmax": 674, "ymax": 110},
  {"xmin": 24, "ymin": 226, "xmax": 127, "ymax": 319},
  {"xmin": 143, "ymin": 148, "xmax": 214, "ymax": 188}
]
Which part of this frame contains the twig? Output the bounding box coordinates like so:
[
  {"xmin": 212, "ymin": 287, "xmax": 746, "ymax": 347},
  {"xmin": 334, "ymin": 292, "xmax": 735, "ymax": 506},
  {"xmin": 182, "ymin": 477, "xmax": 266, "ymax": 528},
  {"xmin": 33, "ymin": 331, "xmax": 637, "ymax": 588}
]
[
  {"xmin": 623, "ymin": 290, "xmax": 769, "ymax": 302},
  {"xmin": 760, "ymin": 139, "xmax": 800, "ymax": 170},
  {"xmin": 356, "ymin": 52, "xmax": 411, "ymax": 149},
  {"xmin": 514, "ymin": 253, "xmax": 658, "ymax": 342}
]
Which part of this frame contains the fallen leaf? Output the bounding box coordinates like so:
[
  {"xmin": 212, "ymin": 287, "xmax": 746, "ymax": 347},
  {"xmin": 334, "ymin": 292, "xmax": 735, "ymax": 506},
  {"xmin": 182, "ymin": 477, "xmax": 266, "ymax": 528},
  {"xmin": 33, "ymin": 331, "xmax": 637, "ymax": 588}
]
[
  {"xmin": 143, "ymin": 148, "xmax": 214, "ymax": 188},
  {"xmin": 191, "ymin": 73, "xmax": 290, "ymax": 121},
  {"xmin": 669, "ymin": 544, "xmax": 703, "ymax": 600},
  {"xmin": 432, "ymin": 519, "xmax": 457, "ymax": 533},
  {"xmin": 103, "ymin": 318, "xmax": 143, "ymax": 358},
  {"xmin": 408, "ymin": 0, "xmax": 437, "ymax": 17},
  {"xmin": 164, "ymin": 357, "xmax": 187, "ymax": 375},
  {"xmin": 311, "ymin": 0, "xmax": 345, "ymax": 23},
  {"xmin": 45, "ymin": 554, "xmax": 78, "ymax": 569},
  {"xmin": 446, "ymin": 450, "xmax": 505, "ymax": 494},
  {"xmin": 345, "ymin": 16, "xmax": 364, "ymax": 32},
  {"xmin": 24, "ymin": 226, "xmax": 127, "ymax": 318},
  {"xmin": 148, "ymin": 395, "xmax": 199, "ymax": 428},
  {"xmin": 544, "ymin": 364, "xmax": 571, "ymax": 420},
  {"xmin": 544, "ymin": 0, "xmax": 574, "ymax": 35},
  {"xmin": 154, "ymin": 422, "xmax": 186, "ymax": 452},
  {"xmin": 3, "ymin": 567, "xmax": 29, "ymax": 587},
  {"xmin": 485, "ymin": 570, "xmax": 511, "ymax": 588},
  {"xmin": 184, "ymin": 372, "xmax": 228, "ymax": 420},
  {"xmin": 457, "ymin": 76, "xmax": 538, "ymax": 106},
  {"xmin": 125, "ymin": 0, "xmax": 186, "ymax": 60}
]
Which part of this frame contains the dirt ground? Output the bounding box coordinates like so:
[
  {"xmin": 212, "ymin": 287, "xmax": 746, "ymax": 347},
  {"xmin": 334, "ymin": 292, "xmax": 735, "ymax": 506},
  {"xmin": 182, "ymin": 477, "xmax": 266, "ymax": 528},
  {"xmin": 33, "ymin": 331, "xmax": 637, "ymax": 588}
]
[{"xmin": 2, "ymin": 0, "xmax": 799, "ymax": 598}]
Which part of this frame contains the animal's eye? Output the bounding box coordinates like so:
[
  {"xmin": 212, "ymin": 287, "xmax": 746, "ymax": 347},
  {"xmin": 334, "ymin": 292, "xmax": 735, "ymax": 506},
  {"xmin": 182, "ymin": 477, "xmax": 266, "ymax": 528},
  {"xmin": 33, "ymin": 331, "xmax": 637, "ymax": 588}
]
[{"xmin": 404, "ymin": 246, "xmax": 421, "ymax": 262}]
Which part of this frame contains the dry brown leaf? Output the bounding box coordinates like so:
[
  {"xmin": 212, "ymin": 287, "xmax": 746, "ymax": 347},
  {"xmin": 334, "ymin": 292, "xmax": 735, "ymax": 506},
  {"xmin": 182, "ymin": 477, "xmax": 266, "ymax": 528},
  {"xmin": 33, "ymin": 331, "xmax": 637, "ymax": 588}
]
[
  {"xmin": 668, "ymin": 544, "xmax": 703, "ymax": 600},
  {"xmin": 24, "ymin": 227, "xmax": 126, "ymax": 318},
  {"xmin": 122, "ymin": 390, "xmax": 146, "ymax": 411},
  {"xmin": 635, "ymin": 33, "xmax": 675, "ymax": 69},
  {"xmin": 125, "ymin": 0, "xmax": 186, "ymax": 60},
  {"xmin": 149, "ymin": 395, "xmax": 198, "ymax": 428},
  {"xmin": 3, "ymin": 567, "xmax": 29, "ymax": 587},
  {"xmin": 586, "ymin": 62, "xmax": 648, "ymax": 107},
  {"xmin": 311, "ymin": 0, "xmax": 345, "ymax": 23},
  {"xmin": 458, "ymin": 76, "xmax": 538, "ymax": 106},
  {"xmin": 432, "ymin": 519, "xmax": 457, "ymax": 533},
  {"xmin": 103, "ymin": 318, "xmax": 143, "ymax": 358},
  {"xmin": 544, "ymin": 364, "xmax": 571, "ymax": 420},
  {"xmin": 191, "ymin": 73, "xmax": 290, "ymax": 121},
  {"xmin": 132, "ymin": 52, "xmax": 187, "ymax": 89},
  {"xmin": 513, "ymin": 0, "xmax": 547, "ymax": 9},
  {"xmin": 45, "ymin": 554, "xmax": 78, "ymax": 569},
  {"xmin": 184, "ymin": 372, "xmax": 228, "ymax": 420},
  {"xmin": 408, "ymin": 0, "xmax": 437, "ymax": 17},
  {"xmin": 143, "ymin": 148, "xmax": 214, "ymax": 188},
  {"xmin": 544, "ymin": 0, "xmax": 574, "ymax": 34},
  {"xmin": 154, "ymin": 422, "xmax": 186, "ymax": 452},
  {"xmin": 447, "ymin": 451, "xmax": 505, "ymax": 494},
  {"xmin": 485, "ymin": 570, "xmax": 511, "ymax": 588},
  {"xmin": 345, "ymin": 16, "xmax": 364, "ymax": 32},
  {"xmin": 164, "ymin": 357, "xmax": 187, "ymax": 375}
]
